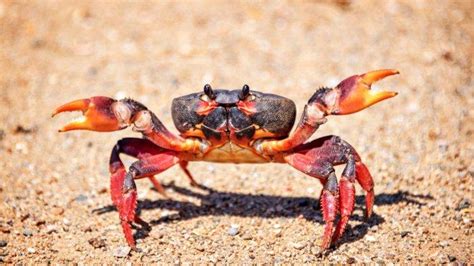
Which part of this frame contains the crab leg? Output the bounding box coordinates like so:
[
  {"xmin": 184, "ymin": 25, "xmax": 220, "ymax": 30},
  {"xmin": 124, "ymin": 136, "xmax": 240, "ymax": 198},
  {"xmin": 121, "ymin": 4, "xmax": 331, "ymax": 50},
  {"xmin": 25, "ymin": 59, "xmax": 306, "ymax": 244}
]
[
  {"xmin": 52, "ymin": 97, "xmax": 205, "ymax": 153},
  {"xmin": 255, "ymin": 69, "xmax": 399, "ymax": 154},
  {"xmin": 109, "ymin": 150, "xmax": 180, "ymax": 249},
  {"xmin": 355, "ymin": 161, "xmax": 375, "ymax": 218},
  {"xmin": 332, "ymin": 158, "xmax": 356, "ymax": 244},
  {"xmin": 111, "ymin": 138, "xmax": 200, "ymax": 195},
  {"xmin": 320, "ymin": 172, "xmax": 339, "ymax": 249},
  {"xmin": 285, "ymin": 135, "xmax": 372, "ymax": 249},
  {"xmin": 179, "ymin": 161, "xmax": 199, "ymax": 187},
  {"xmin": 111, "ymin": 138, "xmax": 170, "ymax": 197}
]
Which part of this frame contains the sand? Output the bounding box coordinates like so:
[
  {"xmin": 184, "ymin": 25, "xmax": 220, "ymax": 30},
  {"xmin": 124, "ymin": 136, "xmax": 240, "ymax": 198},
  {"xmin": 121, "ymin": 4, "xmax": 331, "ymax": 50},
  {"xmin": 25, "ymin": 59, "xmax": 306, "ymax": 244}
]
[{"xmin": 0, "ymin": 0, "xmax": 472, "ymax": 263}]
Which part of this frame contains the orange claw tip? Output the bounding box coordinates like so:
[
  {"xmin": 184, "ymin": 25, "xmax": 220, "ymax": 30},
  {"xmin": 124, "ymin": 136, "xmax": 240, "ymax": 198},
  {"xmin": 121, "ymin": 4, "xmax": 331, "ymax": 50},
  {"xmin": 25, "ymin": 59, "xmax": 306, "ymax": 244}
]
[
  {"xmin": 56, "ymin": 116, "xmax": 90, "ymax": 132},
  {"xmin": 361, "ymin": 69, "xmax": 400, "ymax": 85},
  {"xmin": 336, "ymin": 88, "xmax": 398, "ymax": 115},
  {"xmin": 334, "ymin": 69, "xmax": 399, "ymax": 115},
  {"xmin": 51, "ymin": 98, "xmax": 91, "ymax": 117}
]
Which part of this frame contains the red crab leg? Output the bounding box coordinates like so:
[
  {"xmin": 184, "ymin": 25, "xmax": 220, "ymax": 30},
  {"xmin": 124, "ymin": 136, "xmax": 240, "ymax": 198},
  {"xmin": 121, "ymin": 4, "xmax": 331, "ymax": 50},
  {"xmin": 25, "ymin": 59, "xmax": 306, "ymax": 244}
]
[
  {"xmin": 355, "ymin": 161, "xmax": 375, "ymax": 218},
  {"xmin": 52, "ymin": 97, "xmax": 204, "ymax": 153},
  {"xmin": 255, "ymin": 69, "xmax": 399, "ymax": 154},
  {"xmin": 179, "ymin": 161, "xmax": 199, "ymax": 187},
  {"xmin": 111, "ymin": 138, "xmax": 200, "ymax": 195},
  {"xmin": 284, "ymin": 135, "xmax": 370, "ymax": 249},
  {"xmin": 110, "ymin": 151, "xmax": 180, "ymax": 249},
  {"xmin": 320, "ymin": 173, "xmax": 339, "ymax": 249},
  {"xmin": 332, "ymin": 159, "xmax": 356, "ymax": 244},
  {"xmin": 111, "ymin": 138, "xmax": 171, "ymax": 197}
]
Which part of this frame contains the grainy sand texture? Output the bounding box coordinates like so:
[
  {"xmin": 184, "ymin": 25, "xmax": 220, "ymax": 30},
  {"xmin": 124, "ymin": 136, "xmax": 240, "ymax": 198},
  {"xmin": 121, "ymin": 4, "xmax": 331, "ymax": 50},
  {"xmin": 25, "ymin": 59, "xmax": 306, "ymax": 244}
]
[{"xmin": 0, "ymin": 0, "xmax": 472, "ymax": 263}]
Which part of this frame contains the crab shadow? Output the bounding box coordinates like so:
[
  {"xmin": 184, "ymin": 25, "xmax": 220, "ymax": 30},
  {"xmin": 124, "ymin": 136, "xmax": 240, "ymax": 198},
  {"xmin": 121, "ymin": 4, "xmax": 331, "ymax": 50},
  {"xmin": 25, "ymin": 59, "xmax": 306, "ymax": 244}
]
[{"xmin": 93, "ymin": 183, "xmax": 433, "ymax": 249}]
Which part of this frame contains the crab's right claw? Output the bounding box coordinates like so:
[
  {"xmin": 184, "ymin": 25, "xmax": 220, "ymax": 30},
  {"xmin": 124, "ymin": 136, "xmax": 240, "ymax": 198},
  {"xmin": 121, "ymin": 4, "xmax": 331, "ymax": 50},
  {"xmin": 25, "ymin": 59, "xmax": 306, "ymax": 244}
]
[
  {"xmin": 52, "ymin": 96, "xmax": 127, "ymax": 132},
  {"xmin": 331, "ymin": 69, "xmax": 399, "ymax": 115}
]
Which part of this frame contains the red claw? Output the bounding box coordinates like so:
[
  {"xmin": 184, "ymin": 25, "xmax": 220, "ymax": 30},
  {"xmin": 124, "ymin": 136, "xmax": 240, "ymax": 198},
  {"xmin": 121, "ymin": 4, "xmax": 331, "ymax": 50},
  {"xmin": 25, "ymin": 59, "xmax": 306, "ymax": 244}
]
[
  {"xmin": 334, "ymin": 69, "xmax": 399, "ymax": 115},
  {"xmin": 52, "ymin": 96, "xmax": 124, "ymax": 132}
]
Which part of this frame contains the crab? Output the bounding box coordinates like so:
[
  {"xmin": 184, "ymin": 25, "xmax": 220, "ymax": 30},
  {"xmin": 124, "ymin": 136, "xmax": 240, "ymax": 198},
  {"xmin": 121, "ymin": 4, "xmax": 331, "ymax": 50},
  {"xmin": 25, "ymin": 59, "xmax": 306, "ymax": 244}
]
[{"xmin": 52, "ymin": 69, "xmax": 399, "ymax": 250}]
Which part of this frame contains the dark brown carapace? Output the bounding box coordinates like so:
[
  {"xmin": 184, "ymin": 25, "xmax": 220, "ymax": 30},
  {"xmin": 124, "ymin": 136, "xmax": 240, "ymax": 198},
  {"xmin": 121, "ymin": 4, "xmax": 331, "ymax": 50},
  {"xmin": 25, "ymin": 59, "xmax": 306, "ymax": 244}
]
[
  {"xmin": 52, "ymin": 69, "xmax": 399, "ymax": 251},
  {"xmin": 171, "ymin": 85, "xmax": 296, "ymax": 163}
]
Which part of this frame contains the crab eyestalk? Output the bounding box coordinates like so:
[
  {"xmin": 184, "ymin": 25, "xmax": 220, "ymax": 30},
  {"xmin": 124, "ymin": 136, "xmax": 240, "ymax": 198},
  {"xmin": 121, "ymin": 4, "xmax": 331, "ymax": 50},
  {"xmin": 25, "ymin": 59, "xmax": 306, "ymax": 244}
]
[
  {"xmin": 313, "ymin": 69, "xmax": 399, "ymax": 115},
  {"xmin": 52, "ymin": 96, "xmax": 129, "ymax": 132}
]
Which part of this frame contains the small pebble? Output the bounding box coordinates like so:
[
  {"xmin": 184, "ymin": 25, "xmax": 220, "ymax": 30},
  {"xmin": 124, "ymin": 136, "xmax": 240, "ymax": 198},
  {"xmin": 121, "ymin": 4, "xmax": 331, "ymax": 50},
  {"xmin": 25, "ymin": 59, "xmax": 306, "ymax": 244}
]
[
  {"xmin": 88, "ymin": 238, "xmax": 106, "ymax": 249},
  {"xmin": 274, "ymin": 229, "xmax": 282, "ymax": 237},
  {"xmin": 45, "ymin": 225, "xmax": 57, "ymax": 234},
  {"xmin": 14, "ymin": 125, "xmax": 36, "ymax": 134},
  {"xmin": 448, "ymin": 255, "xmax": 456, "ymax": 262},
  {"xmin": 63, "ymin": 218, "xmax": 71, "ymax": 226},
  {"xmin": 455, "ymin": 199, "xmax": 470, "ymax": 211},
  {"xmin": 51, "ymin": 207, "xmax": 64, "ymax": 216},
  {"xmin": 228, "ymin": 224, "xmax": 240, "ymax": 236},
  {"xmin": 75, "ymin": 194, "xmax": 88, "ymax": 202},
  {"xmin": 0, "ymin": 240, "xmax": 7, "ymax": 247},
  {"xmin": 400, "ymin": 231, "xmax": 410, "ymax": 238},
  {"xmin": 311, "ymin": 247, "xmax": 323, "ymax": 256},
  {"xmin": 439, "ymin": 240, "xmax": 449, "ymax": 247},
  {"xmin": 23, "ymin": 229, "xmax": 33, "ymax": 237},
  {"xmin": 365, "ymin": 235, "xmax": 377, "ymax": 242},
  {"xmin": 346, "ymin": 257, "xmax": 356, "ymax": 264},
  {"xmin": 242, "ymin": 234, "xmax": 252, "ymax": 240},
  {"xmin": 15, "ymin": 142, "xmax": 28, "ymax": 154},
  {"xmin": 27, "ymin": 247, "xmax": 36, "ymax": 254},
  {"xmin": 113, "ymin": 246, "xmax": 131, "ymax": 258},
  {"xmin": 0, "ymin": 225, "xmax": 10, "ymax": 234},
  {"xmin": 437, "ymin": 140, "xmax": 449, "ymax": 153},
  {"xmin": 291, "ymin": 242, "xmax": 307, "ymax": 250}
]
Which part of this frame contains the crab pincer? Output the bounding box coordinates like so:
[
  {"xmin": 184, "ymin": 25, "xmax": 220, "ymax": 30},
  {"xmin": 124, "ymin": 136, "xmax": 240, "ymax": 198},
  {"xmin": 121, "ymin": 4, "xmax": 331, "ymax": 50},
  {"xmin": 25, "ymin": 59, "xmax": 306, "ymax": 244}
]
[
  {"xmin": 52, "ymin": 96, "xmax": 130, "ymax": 132},
  {"xmin": 311, "ymin": 69, "xmax": 399, "ymax": 115}
]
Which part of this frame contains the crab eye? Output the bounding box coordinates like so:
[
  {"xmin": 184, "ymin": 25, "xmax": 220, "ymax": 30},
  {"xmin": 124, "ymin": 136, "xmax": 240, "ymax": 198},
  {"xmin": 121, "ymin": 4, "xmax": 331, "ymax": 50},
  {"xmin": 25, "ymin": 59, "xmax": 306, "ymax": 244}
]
[
  {"xmin": 239, "ymin": 84, "xmax": 250, "ymax": 100},
  {"xmin": 203, "ymin": 84, "xmax": 216, "ymax": 100},
  {"xmin": 239, "ymin": 84, "xmax": 256, "ymax": 101}
]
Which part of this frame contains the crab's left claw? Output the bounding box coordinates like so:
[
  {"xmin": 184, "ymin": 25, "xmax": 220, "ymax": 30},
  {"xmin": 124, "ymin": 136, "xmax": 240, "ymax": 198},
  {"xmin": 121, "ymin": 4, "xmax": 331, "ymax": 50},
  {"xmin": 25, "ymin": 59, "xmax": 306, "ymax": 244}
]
[
  {"xmin": 52, "ymin": 96, "xmax": 127, "ymax": 132},
  {"xmin": 332, "ymin": 69, "xmax": 399, "ymax": 115}
]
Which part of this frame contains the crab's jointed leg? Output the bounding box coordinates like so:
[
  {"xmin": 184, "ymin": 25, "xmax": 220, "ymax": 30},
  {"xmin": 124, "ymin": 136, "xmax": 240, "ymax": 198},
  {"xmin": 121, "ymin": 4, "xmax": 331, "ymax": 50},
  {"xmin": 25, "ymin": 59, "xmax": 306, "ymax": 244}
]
[
  {"xmin": 109, "ymin": 144, "xmax": 180, "ymax": 249},
  {"xmin": 52, "ymin": 97, "xmax": 206, "ymax": 153},
  {"xmin": 284, "ymin": 135, "xmax": 374, "ymax": 248},
  {"xmin": 110, "ymin": 138, "xmax": 171, "ymax": 197},
  {"xmin": 111, "ymin": 138, "xmax": 200, "ymax": 195},
  {"xmin": 179, "ymin": 161, "xmax": 199, "ymax": 187},
  {"xmin": 255, "ymin": 69, "xmax": 399, "ymax": 154}
]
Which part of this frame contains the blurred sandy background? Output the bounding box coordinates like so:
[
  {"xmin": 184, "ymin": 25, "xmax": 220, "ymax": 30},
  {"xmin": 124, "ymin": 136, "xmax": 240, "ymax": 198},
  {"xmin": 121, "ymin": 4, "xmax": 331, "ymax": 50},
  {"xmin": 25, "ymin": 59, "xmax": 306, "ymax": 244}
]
[{"xmin": 0, "ymin": 0, "xmax": 472, "ymax": 263}]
